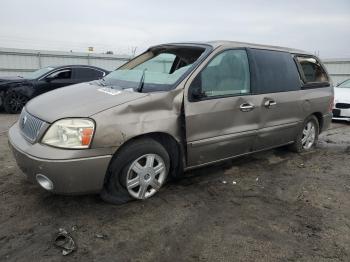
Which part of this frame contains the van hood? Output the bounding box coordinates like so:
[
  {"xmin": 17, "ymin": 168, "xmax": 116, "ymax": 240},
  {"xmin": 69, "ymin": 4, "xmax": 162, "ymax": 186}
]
[{"xmin": 26, "ymin": 82, "xmax": 148, "ymax": 123}]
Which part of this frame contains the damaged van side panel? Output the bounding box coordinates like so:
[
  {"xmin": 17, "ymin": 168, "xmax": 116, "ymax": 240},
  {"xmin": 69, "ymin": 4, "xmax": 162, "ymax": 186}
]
[{"xmin": 91, "ymin": 87, "xmax": 185, "ymax": 155}]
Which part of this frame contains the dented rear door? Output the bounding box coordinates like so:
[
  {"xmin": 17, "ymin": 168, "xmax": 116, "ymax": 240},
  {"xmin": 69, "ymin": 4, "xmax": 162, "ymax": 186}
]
[{"xmin": 185, "ymin": 95, "xmax": 261, "ymax": 167}]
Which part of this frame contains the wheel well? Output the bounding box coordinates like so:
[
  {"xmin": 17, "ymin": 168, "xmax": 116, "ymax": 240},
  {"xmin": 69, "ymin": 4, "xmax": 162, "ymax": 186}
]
[
  {"xmin": 312, "ymin": 112, "xmax": 323, "ymax": 133},
  {"xmin": 110, "ymin": 132, "xmax": 185, "ymax": 180}
]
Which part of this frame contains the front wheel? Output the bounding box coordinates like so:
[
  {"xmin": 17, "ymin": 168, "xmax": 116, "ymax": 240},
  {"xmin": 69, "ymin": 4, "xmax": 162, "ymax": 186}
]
[
  {"xmin": 101, "ymin": 138, "xmax": 170, "ymax": 204},
  {"xmin": 4, "ymin": 92, "xmax": 28, "ymax": 114},
  {"xmin": 289, "ymin": 115, "xmax": 319, "ymax": 153}
]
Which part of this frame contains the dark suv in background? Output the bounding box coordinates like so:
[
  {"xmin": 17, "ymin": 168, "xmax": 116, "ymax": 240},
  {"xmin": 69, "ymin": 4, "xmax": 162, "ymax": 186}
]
[{"xmin": 0, "ymin": 65, "xmax": 109, "ymax": 113}]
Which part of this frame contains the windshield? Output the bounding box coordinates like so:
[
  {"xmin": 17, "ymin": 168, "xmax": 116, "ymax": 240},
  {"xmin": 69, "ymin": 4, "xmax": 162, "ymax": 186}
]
[
  {"xmin": 338, "ymin": 79, "xmax": 350, "ymax": 88},
  {"xmin": 26, "ymin": 67, "xmax": 55, "ymax": 79},
  {"xmin": 103, "ymin": 46, "xmax": 206, "ymax": 92}
]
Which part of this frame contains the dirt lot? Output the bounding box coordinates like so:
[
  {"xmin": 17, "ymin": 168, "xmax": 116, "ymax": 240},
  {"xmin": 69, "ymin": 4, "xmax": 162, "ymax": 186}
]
[{"xmin": 0, "ymin": 113, "xmax": 349, "ymax": 262}]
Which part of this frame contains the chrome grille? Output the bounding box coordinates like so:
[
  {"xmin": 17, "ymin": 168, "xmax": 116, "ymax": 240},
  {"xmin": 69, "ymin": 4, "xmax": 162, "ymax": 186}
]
[{"xmin": 19, "ymin": 110, "xmax": 44, "ymax": 143}]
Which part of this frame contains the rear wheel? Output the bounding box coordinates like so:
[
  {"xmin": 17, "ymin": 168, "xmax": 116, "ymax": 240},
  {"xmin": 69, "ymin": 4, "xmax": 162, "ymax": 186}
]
[
  {"xmin": 289, "ymin": 115, "xmax": 319, "ymax": 153},
  {"xmin": 4, "ymin": 92, "xmax": 28, "ymax": 114},
  {"xmin": 101, "ymin": 138, "xmax": 170, "ymax": 204}
]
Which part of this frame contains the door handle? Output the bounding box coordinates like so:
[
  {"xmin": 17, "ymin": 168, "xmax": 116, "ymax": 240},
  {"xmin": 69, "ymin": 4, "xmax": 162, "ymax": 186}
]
[
  {"xmin": 240, "ymin": 103, "xmax": 255, "ymax": 112},
  {"xmin": 264, "ymin": 100, "xmax": 277, "ymax": 108}
]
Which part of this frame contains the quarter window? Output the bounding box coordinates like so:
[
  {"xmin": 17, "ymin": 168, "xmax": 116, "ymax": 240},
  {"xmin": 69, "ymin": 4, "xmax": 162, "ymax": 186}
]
[
  {"xmin": 296, "ymin": 56, "xmax": 328, "ymax": 83},
  {"xmin": 191, "ymin": 49, "xmax": 250, "ymax": 98}
]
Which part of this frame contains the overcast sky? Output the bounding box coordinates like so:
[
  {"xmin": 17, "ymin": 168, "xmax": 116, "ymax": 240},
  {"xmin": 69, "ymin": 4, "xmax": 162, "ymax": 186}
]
[{"xmin": 0, "ymin": 0, "xmax": 349, "ymax": 58}]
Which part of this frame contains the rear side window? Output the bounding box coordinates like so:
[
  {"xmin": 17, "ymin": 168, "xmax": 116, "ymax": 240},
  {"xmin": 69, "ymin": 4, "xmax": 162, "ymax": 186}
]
[
  {"xmin": 250, "ymin": 49, "xmax": 301, "ymax": 93},
  {"xmin": 74, "ymin": 68, "xmax": 105, "ymax": 80},
  {"xmin": 296, "ymin": 56, "xmax": 329, "ymax": 84}
]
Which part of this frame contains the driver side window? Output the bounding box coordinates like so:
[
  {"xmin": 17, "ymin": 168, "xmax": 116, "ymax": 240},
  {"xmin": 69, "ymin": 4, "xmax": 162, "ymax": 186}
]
[
  {"xmin": 48, "ymin": 69, "xmax": 72, "ymax": 80},
  {"xmin": 191, "ymin": 49, "xmax": 250, "ymax": 98}
]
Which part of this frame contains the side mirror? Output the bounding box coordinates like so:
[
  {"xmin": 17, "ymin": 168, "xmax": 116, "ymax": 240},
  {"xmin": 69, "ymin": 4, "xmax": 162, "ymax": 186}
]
[
  {"xmin": 190, "ymin": 86, "xmax": 205, "ymax": 101},
  {"xmin": 189, "ymin": 75, "xmax": 205, "ymax": 101}
]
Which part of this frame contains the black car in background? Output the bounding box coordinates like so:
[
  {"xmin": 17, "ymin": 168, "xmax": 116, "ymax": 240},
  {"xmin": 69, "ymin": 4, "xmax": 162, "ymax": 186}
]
[{"xmin": 0, "ymin": 65, "xmax": 109, "ymax": 113}]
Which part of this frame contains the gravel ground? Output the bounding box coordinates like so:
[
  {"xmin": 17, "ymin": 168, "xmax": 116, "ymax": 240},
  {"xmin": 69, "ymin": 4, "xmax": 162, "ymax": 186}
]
[{"xmin": 0, "ymin": 113, "xmax": 349, "ymax": 262}]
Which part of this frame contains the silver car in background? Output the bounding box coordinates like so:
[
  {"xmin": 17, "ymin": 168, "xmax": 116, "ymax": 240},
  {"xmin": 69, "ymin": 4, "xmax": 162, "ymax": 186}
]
[{"xmin": 8, "ymin": 41, "xmax": 333, "ymax": 204}]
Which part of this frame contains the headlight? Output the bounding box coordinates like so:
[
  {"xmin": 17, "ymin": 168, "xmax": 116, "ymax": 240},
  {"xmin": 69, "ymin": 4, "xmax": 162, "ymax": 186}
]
[{"xmin": 42, "ymin": 118, "xmax": 95, "ymax": 149}]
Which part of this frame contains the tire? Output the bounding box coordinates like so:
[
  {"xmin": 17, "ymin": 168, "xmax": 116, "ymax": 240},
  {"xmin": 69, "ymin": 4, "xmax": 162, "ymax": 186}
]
[
  {"xmin": 289, "ymin": 115, "xmax": 319, "ymax": 153},
  {"xmin": 4, "ymin": 91, "xmax": 28, "ymax": 114},
  {"xmin": 101, "ymin": 138, "xmax": 170, "ymax": 204}
]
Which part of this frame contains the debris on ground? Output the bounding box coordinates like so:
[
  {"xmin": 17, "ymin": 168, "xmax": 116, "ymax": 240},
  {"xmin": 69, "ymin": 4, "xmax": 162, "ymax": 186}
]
[
  {"xmin": 325, "ymin": 138, "xmax": 336, "ymax": 144},
  {"xmin": 267, "ymin": 155, "xmax": 285, "ymax": 164},
  {"xmin": 345, "ymin": 146, "xmax": 350, "ymax": 154},
  {"xmin": 54, "ymin": 228, "xmax": 76, "ymax": 256},
  {"xmin": 95, "ymin": 233, "xmax": 108, "ymax": 239},
  {"xmin": 224, "ymin": 166, "xmax": 239, "ymax": 175}
]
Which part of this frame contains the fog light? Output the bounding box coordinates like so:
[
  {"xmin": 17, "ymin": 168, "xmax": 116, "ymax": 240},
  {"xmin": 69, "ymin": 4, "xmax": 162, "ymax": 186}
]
[{"xmin": 36, "ymin": 174, "xmax": 54, "ymax": 191}]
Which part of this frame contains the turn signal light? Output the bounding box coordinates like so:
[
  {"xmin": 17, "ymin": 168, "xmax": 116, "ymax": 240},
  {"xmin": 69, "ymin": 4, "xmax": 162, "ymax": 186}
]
[{"xmin": 81, "ymin": 128, "xmax": 94, "ymax": 146}]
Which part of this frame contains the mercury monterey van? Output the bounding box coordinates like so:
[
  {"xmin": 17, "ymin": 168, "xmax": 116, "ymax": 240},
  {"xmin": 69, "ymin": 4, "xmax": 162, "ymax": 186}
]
[{"xmin": 8, "ymin": 41, "xmax": 333, "ymax": 204}]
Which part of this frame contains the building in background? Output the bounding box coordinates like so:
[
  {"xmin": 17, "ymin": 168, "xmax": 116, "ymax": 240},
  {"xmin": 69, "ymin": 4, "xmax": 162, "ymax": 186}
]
[
  {"xmin": 0, "ymin": 47, "xmax": 131, "ymax": 77},
  {"xmin": 323, "ymin": 58, "xmax": 350, "ymax": 85},
  {"xmin": 1, "ymin": 46, "xmax": 349, "ymax": 87}
]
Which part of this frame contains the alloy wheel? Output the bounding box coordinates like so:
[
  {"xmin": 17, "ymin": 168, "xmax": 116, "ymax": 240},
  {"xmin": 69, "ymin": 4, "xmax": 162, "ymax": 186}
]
[
  {"xmin": 302, "ymin": 121, "xmax": 316, "ymax": 149},
  {"xmin": 6, "ymin": 93, "xmax": 28, "ymax": 113}
]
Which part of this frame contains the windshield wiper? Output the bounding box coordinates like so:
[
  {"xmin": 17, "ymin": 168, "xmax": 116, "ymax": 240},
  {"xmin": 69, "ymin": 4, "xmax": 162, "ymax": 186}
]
[{"xmin": 136, "ymin": 69, "xmax": 147, "ymax": 92}]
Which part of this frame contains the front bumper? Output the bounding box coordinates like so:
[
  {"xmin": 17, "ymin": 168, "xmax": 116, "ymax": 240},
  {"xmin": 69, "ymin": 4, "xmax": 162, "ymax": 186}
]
[
  {"xmin": 8, "ymin": 122, "xmax": 113, "ymax": 194},
  {"xmin": 332, "ymin": 108, "xmax": 350, "ymax": 122}
]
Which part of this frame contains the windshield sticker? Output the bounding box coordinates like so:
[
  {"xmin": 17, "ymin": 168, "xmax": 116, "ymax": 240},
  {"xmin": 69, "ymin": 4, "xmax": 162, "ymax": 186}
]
[{"xmin": 98, "ymin": 87, "xmax": 122, "ymax": 96}]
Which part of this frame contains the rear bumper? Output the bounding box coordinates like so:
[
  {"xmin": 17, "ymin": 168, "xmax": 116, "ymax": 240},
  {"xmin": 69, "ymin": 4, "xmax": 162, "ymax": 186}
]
[{"xmin": 8, "ymin": 123, "xmax": 113, "ymax": 194}]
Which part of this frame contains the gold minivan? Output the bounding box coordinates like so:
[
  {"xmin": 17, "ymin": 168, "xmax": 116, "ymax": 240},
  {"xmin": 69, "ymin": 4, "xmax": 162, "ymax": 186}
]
[{"xmin": 9, "ymin": 41, "xmax": 333, "ymax": 204}]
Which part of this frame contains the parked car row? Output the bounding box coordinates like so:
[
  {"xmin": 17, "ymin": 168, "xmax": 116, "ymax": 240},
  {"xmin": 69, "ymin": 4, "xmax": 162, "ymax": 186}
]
[
  {"xmin": 8, "ymin": 41, "xmax": 334, "ymax": 204},
  {"xmin": 0, "ymin": 65, "xmax": 109, "ymax": 113}
]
